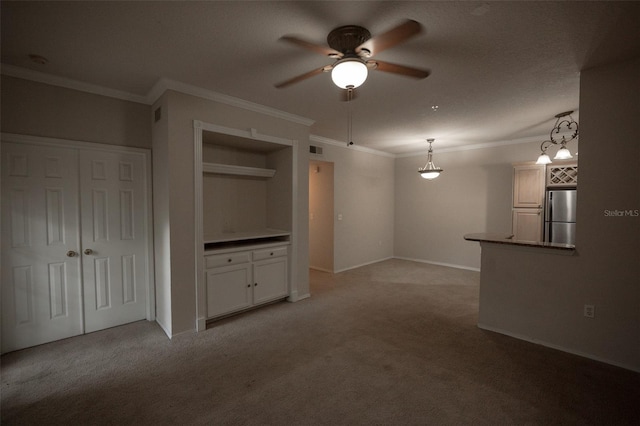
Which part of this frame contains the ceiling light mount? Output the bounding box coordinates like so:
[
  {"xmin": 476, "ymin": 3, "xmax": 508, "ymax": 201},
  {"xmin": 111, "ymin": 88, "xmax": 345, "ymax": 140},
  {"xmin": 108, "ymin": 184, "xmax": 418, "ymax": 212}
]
[
  {"xmin": 327, "ymin": 25, "xmax": 371, "ymax": 55},
  {"xmin": 536, "ymin": 111, "xmax": 579, "ymax": 164},
  {"xmin": 419, "ymin": 138, "xmax": 443, "ymax": 180}
]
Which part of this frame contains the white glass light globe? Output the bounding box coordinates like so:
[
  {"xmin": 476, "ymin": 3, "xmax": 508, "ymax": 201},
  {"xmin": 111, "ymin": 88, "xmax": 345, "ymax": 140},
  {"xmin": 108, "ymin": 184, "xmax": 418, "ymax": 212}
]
[
  {"xmin": 554, "ymin": 146, "xmax": 573, "ymax": 160},
  {"xmin": 331, "ymin": 59, "xmax": 368, "ymax": 89},
  {"xmin": 420, "ymin": 171, "xmax": 441, "ymax": 180},
  {"xmin": 536, "ymin": 153, "xmax": 552, "ymax": 165}
]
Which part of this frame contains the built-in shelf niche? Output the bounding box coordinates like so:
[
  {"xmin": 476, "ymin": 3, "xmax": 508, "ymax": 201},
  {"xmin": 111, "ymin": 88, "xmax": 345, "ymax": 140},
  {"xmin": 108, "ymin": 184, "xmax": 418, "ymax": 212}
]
[{"xmin": 201, "ymin": 128, "xmax": 293, "ymax": 245}]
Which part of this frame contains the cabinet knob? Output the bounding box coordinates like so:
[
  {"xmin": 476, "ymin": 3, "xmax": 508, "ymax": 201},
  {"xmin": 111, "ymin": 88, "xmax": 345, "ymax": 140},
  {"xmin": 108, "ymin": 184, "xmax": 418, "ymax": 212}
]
[
  {"xmin": 227, "ymin": 258, "xmax": 232, "ymax": 262},
  {"xmin": 247, "ymin": 284, "xmax": 251, "ymax": 288},
  {"xmin": 254, "ymin": 282, "xmax": 258, "ymax": 286},
  {"xmin": 270, "ymin": 252, "xmax": 274, "ymax": 256}
]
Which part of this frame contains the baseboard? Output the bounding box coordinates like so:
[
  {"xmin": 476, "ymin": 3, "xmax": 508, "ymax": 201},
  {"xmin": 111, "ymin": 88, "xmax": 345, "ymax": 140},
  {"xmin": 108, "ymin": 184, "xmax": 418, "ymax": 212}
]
[
  {"xmin": 196, "ymin": 317, "xmax": 207, "ymax": 332},
  {"xmin": 309, "ymin": 266, "xmax": 333, "ymax": 273},
  {"xmin": 393, "ymin": 256, "xmax": 481, "ymax": 272},
  {"xmin": 334, "ymin": 257, "xmax": 394, "ymax": 273},
  {"xmin": 478, "ymin": 323, "xmax": 640, "ymax": 373},
  {"xmin": 155, "ymin": 319, "xmax": 172, "ymax": 339},
  {"xmin": 288, "ymin": 292, "xmax": 311, "ymax": 302}
]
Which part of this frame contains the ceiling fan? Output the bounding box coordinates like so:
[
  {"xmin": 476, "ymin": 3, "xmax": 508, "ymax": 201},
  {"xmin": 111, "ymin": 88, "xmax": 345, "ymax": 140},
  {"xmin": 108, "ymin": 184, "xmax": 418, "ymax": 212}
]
[{"xmin": 275, "ymin": 19, "xmax": 431, "ymax": 90}]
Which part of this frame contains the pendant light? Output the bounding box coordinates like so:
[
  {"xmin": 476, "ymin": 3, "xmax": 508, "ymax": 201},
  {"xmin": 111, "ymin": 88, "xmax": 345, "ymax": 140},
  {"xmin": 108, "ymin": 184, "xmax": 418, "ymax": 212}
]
[
  {"xmin": 536, "ymin": 111, "xmax": 578, "ymax": 164},
  {"xmin": 418, "ymin": 139, "xmax": 443, "ymax": 180}
]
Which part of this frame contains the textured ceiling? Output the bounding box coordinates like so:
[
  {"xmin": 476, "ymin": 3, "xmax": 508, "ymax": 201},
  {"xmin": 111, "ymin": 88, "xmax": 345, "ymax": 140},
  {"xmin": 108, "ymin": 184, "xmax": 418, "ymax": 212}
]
[{"xmin": 2, "ymin": 1, "xmax": 640, "ymax": 154}]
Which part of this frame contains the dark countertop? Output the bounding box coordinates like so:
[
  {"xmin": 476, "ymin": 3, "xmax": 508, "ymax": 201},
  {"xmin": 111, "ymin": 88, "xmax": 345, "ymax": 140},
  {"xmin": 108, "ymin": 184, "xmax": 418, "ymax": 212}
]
[{"xmin": 464, "ymin": 233, "xmax": 575, "ymax": 251}]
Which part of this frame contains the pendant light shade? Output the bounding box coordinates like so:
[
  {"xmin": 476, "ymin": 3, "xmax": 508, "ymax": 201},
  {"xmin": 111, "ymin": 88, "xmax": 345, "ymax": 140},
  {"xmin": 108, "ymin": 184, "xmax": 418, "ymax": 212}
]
[
  {"xmin": 536, "ymin": 153, "xmax": 552, "ymax": 165},
  {"xmin": 553, "ymin": 145, "xmax": 573, "ymax": 160},
  {"xmin": 331, "ymin": 59, "xmax": 368, "ymax": 89},
  {"xmin": 418, "ymin": 139, "xmax": 443, "ymax": 180}
]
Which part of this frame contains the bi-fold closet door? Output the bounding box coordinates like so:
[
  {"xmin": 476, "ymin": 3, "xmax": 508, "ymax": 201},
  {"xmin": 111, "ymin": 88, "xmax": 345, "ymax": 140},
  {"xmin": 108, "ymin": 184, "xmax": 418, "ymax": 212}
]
[{"xmin": 1, "ymin": 140, "xmax": 151, "ymax": 353}]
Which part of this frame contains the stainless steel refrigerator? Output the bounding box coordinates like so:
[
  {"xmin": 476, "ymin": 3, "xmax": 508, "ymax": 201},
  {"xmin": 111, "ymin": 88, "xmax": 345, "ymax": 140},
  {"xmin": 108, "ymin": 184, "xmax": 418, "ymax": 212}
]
[{"xmin": 544, "ymin": 189, "xmax": 577, "ymax": 245}]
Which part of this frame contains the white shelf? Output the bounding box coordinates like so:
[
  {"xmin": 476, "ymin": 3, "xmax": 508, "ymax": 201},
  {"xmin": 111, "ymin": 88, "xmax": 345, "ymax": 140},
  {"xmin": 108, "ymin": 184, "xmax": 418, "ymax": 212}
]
[
  {"xmin": 204, "ymin": 228, "xmax": 290, "ymax": 245},
  {"xmin": 202, "ymin": 162, "xmax": 276, "ymax": 178}
]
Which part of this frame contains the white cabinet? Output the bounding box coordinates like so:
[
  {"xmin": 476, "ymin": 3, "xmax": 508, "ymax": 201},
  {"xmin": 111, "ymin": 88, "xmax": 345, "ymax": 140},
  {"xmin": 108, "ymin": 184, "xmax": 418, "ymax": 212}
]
[
  {"xmin": 206, "ymin": 262, "xmax": 252, "ymax": 318},
  {"xmin": 512, "ymin": 163, "xmax": 545, "ymax": 242},
  {"xmin": 512, "ymin": 208, "xmax": 543, "ymax": 242},
  {"xmin": 205, "ymin": 243, "xmax": 288, "ymax": 319},
  {"xmin": 513, "ymin": 164, "xmax": 545, "ymax": 208},
  {"xmin": 195, "ymin": 123, "xmax": 298, "ymax": 330}
]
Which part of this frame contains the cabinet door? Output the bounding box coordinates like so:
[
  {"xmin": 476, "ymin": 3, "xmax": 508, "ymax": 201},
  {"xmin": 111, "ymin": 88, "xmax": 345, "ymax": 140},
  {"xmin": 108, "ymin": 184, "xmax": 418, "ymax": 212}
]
[
  {"xmin": 253, "ymin": 257, "xmax": 288, "ymax": 305},
  {"xmin": 206, "ymin": 263, "xmax": 252, "ymax": 317},
  {"xmin": 513, "ymin": 165, "xmax": 545, "ymax": 208},
  {"xmin": 512, "ymin": 208, "xmax": 543, "ymax": 242}
]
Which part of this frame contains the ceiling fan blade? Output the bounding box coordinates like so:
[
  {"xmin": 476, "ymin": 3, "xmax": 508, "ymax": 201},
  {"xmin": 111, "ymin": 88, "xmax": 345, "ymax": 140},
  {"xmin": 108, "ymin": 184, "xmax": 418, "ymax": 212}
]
[
  {"xmin": 357, "ymin": 19, "xmax": 423, "ymax": 56},
  {"xmin": 274, "ymin": 66, "xmax": 328, "ymax": 88},
  {"xmin": 371, "ymin": 60, "xmax": 431, "ymax": 79},
  {"xmin": 280, "ymin": 35, "xmax": 341, "ymax": 57}
]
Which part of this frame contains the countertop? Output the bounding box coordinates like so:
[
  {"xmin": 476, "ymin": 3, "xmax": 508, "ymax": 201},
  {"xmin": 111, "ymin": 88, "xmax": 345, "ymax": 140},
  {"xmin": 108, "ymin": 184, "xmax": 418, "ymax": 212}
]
[{"xmin": 464, "ymin": 233, "xmax": 575, "ymax": 251}]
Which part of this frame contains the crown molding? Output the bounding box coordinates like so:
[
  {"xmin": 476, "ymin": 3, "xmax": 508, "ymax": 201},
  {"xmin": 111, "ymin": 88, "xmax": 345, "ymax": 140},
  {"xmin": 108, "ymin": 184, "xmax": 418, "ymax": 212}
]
[
  {"xmin": 395, "ymin": 135, "xmax": 545, "ymax": 158},
  {"xmin": 309, "ymin": 134, "xmax": 395, "ymax": 158},
  {"xmin": 2, "ymin": 65, "xmax": 315, "ymax": 127},
  {"xmin": 147, "ymin": 78, "xmax": 315, "ymax": 127},
  {"xmin": 1, "ymin": 64, "xmax": 149, "ymax": 104}
]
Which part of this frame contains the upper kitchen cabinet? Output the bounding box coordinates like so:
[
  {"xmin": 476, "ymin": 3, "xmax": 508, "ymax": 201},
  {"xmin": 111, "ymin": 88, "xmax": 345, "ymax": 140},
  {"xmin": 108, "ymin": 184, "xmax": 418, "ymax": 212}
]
[{"xmin": 513, "ymin": 163, "xmax": 546, "ymax": 209}]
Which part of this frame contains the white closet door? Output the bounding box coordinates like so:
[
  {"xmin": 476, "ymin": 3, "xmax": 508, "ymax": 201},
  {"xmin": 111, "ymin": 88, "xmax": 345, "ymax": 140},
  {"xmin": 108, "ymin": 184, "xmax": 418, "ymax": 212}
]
[
  {"xmin": 1, "ymin": 143, "xmax": 84, "ymax": 352},
  {"xmin": 79, "ymin": 150, "xmax": 149, "ymax": 332}
]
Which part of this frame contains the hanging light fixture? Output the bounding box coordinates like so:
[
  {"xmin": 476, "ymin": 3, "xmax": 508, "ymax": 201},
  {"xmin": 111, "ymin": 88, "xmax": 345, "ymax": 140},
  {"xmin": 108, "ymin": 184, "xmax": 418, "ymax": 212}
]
[
  {"xmin": 536, "ymin": 111, "xmax": 579, "ymax": 164},
  {"xmin": 418, "ymin": 139, "xmax": 443, "ymax": 180},
  {"xmin": 331, "ymin": 58, "xmax": 368, "ymax": 89}
]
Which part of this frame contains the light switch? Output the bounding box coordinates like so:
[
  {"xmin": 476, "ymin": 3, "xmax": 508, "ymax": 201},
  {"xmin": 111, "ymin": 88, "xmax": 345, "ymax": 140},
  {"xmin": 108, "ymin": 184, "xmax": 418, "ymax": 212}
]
[{"xmin": 337, "ymin": 214, "xmax": 343, "ymax": 221}]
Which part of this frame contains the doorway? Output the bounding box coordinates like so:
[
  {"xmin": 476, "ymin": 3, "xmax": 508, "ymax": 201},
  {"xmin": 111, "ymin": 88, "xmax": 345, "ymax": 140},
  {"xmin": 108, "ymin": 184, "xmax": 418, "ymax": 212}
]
[
  {"xmin": 1, "ymin": 136, "xmax": 154, "ymax": 353},
  {"xmin": 309, "ymin": 160, "xmax": 334, "ymax": 272}
]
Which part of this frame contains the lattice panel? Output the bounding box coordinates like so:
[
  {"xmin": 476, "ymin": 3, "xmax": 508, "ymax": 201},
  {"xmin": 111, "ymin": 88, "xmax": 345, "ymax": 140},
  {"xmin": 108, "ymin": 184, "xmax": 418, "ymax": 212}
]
[{"xmin": 548, "ymin": 166, "xmax": 578, "ymax": 187}]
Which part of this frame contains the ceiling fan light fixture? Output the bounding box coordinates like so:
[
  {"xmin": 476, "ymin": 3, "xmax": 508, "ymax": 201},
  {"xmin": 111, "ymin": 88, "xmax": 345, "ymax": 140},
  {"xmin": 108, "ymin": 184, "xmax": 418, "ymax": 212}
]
[{"xmin": 331, "ymin": 58, "xmax": 368, "ymax": 89}]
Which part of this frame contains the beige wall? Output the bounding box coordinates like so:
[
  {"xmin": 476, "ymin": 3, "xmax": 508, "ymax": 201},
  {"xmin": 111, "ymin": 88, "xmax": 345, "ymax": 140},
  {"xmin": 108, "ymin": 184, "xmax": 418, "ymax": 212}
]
[
  {"xmin": 309, "ymin": 160, "xmax": 334, "ymax": 272},
  {"xmin": 1, "ymin": 76, "xmax": 150, "ymax": 148},
  {"xmin": 394, "ymin": 141, "xmax": 550, "ymax": 270},
  {"xmin": 478, "ymin": 57, "xmax": 640, "ymax": 371},
  {"xmin": 150, "ymin": 93, "xmax": 172, "ymax": 336},
  {"xmin": 311, "ymin": 144, "xmax": 395, "ymax": 272},
  {"xmin": 156, "ymin": 90, "xmax": 311, "ymax": 335}
]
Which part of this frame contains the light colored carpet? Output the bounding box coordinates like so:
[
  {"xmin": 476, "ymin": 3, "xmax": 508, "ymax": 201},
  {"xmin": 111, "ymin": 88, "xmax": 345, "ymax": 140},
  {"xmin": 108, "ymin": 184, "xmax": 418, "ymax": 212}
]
[{"xmin": 2, "ymin": 259, "xmax": 639, "ymax": 425}]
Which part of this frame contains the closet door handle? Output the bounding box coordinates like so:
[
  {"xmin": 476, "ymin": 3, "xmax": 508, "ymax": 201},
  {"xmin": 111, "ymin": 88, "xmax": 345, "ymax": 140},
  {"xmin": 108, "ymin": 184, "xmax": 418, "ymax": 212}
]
[
  {"xmin": 66, "ymin": 250, "xmax": 78, "ymax": 258},
  {"xmin": 84, "ymin": 249, "xmax": 94, "ymax": 255}
]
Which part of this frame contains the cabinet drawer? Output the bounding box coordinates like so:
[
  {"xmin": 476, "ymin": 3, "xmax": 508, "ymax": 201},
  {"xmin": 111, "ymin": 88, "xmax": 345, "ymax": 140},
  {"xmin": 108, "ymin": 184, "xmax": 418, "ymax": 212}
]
[
  {"xmin": 253, "ymin": 246, "xmax": 287, "ymax": 261},
  {"xmin": 205, "ymin": 251, "xmax": 251, "ymax": 268}
]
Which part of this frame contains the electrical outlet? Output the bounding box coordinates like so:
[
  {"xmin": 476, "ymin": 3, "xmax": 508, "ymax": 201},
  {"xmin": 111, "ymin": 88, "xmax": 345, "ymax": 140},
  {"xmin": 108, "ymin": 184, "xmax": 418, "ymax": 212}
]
[{"xmin": 584, "ymin": 304, "xmax": 595, "ymax": 318}]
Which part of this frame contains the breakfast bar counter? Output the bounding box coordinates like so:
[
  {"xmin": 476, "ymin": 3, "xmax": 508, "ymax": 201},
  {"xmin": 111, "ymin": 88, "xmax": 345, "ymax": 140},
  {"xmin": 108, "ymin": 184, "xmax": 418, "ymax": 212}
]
[{"xmin": 464, "ymin": 233, "xmax": 575, "ymax": 252}]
